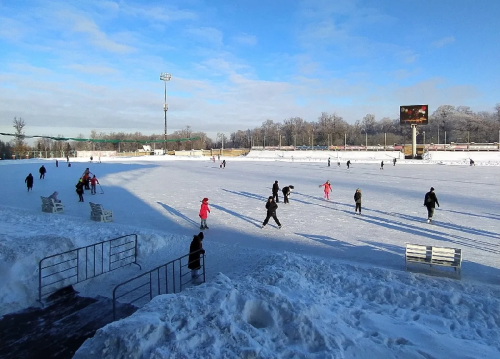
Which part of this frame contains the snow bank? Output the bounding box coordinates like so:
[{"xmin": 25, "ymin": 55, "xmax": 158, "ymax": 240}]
[{"xmin": 75, "ymin": 253, "xmax": 500, "ymax": 359}]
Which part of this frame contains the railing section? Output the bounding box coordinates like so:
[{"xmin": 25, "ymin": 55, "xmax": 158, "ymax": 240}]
[
  {"xmin": 112, "ymin": 251, "xmax": 205, "ymax": 320},
  {"xmin": 38, "ymin": 234, "xmax": 141, "ymax": 303}
]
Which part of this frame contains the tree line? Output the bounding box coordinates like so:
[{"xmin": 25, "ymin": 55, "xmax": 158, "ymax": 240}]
[{"xmin": 2, "ymin": 103, "xmax": 499, "ymax": 158}]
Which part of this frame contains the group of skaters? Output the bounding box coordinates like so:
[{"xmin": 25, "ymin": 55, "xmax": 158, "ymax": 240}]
[
  {"xmin": 327, "ymin": 158, "xmax": 397, "ymax": 169},
  {"xmin": 24, "ymin": 165, "xmax": 47, "ymax": 191},
  {"xmin": 76, "ymin": 168, "xmax": 100, "ymax": 202}
]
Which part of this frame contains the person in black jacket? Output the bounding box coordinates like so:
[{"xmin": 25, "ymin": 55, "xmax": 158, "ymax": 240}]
[
  {"xmin": 354, "ymin": 188, "xmax": 362, "ymax": 214},
  {"xmin": 188, "ymin": 232, "xmax": 205, "ymax": 283},
  {"xmin": 75, "ymin": 179, "xmax": 85, "ymax": 202},
  {"xmin": 272, "ymin": 180, "xmax": 280, "ymax": 203},
  {"xmin": 25, "ymin": 173, "xmax": 34, "ymax": 191},
  {"xmin": 282, "ymin": 185, "xmax": 294, "ymax": 204},
  {"xmin": 262, "ymin": 196, "xmax": 281, "ymax": 229},
  {"xmin": 424, "ymin": 187, "xmax": 440, "ymax": 223},
  {"xmin": 39, "ymin": 165, "xmax": 46, "ymax": 179}
]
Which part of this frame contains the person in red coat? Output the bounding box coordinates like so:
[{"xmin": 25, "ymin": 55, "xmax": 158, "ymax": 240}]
[
  {"xmin": 199, "ymin": 197, "xmax": 211, "ymax": 230},
  {"xmin": 319, "ymin": 180, "xmax": 332, "ymax": 200}
]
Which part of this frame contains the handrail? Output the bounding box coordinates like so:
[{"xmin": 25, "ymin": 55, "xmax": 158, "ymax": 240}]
[
  {"xmin": 112, "ymin": 250, "xmax": 205, "ymax": 320},
  {"xmin": 38, "ymin": 234, "xmax": 141, "ymax": 304}
]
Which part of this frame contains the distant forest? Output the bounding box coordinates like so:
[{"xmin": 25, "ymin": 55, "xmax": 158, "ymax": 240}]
[{"xmin": 2, "ymin": 104, "xmax": 499, "ymax": 157}]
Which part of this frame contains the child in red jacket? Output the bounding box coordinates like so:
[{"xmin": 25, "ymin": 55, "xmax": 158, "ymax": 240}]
[
  {"xmin": 199, "ymin": 198, "xmax": 211, "ymax": 230},
  {"xmin": 319, "ymin": 180, "xmax": 332, "ymax": 200}
]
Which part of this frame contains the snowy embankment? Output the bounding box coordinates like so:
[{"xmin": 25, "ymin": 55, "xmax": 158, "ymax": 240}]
[{"xmin": 75, "ymin": 253, "xmax": 500, "ymax": 359}]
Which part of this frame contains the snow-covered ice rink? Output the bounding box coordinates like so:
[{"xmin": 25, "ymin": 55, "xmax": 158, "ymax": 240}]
[{"xmin": 1, "ymin": 152, "xmax": 499, "ymax": 358}]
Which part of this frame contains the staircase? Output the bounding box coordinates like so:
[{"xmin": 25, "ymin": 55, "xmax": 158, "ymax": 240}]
[{"xmin": 0, "ymin": 286, "xmax": 137, "ymax": 359}]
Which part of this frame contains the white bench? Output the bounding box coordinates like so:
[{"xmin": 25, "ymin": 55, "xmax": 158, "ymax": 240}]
[
  {"xmin": 89, "ymin": 202, "xmax": 113, "ymax": 222},
  {"xmin": 405, "ymin": 243, "xmax": 462, "ymax": 278},
  {"xmin": 41, "ymin": 196, "xmax": 64, "ymax": 213}
]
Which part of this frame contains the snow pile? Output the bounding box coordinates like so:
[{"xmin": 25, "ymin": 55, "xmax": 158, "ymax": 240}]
[{"xmin": 75, "ymin": 253, "xmax": 500, "ymax": 359}]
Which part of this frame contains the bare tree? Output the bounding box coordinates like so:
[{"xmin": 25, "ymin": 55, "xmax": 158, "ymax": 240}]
[{"xmin": 12, "ymin": 117, "xmax": 27, "ymax": 154}]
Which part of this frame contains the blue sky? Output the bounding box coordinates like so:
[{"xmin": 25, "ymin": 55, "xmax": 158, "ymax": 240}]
[{"xmin": 0, "ymin": 0, "xmax": 499, "ymax": 140}]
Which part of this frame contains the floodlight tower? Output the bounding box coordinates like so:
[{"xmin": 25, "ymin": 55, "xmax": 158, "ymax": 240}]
[{"xmin": 160, "ymin": 72, "xmax": 172, "ymax": 154}]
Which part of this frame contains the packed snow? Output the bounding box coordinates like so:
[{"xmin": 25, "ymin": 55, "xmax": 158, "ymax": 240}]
[{"xmin": 1, "ymin": 151, "xmax": 499, "ymax": 358}]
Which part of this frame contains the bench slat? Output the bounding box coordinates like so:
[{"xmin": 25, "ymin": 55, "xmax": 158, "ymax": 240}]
[{"xmin": 405, "ymin": 243, "xmax": 462, "ymax": 278}]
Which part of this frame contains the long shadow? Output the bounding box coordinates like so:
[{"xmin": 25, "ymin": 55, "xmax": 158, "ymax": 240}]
[
  {"xmin": 361, "ymin": 207, "xmax": 500, "ymax": 240},
  {"xmin": 354, "ymin": 214, "xmax": 500, "ymax": 255},
  {"xmin": 156, "ymin": 202, "xmax": 199, "ymax": 228},
  {"xmin": 440, "ymin": 209, "xmax": 500, "ymax": 221},
  {"xmin": 221, "ymin": 189, "xmax": 268, "ymax": 202},
  {"xmin": 210, "ymin": 203, "xmax": 263, "ymax": 228}
]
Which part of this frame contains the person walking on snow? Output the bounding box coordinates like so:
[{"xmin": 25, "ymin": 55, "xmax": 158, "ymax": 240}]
[
  {"xmin": 346, "ymin": 160, "xmax": 351, "ymax": 169},
  {"xmin": 354, "ymin": 188, "xmax": 362, "ymax": 215},
  {"xmin": 90, "ymin": 175, "xmax": 99, "ymax": 195},
  {"xmin": 327, "ymin": 157, "xmax": 330, "ymax": 167},
  {"xmin": 262, "ymin": 196, "xmax": 281, "ymax": 229},
  {"xmin": 39, "ymin": 165, "xmax": 46, "ymax": 179},
  {"xmin": 272, "ymin": 180, "xmax": 280, "ymax": 203},
  {"xmin": 25, "ymin": 173, "xmax": 34, "ymax": 191},
  {"xmin": 199, "ymin": 198, "xmax": 211, "ymax": 230},
  {"xmin": 75, "ymin": 179, "xmax": 85, "ymax": 202},
  {"xmin": 393, "ymin": 158, "xmax": 397, "ymax": 166},
  {"xmin": 380, "ymin": 161, "xmax": 384, "ymax": 170},
  {"xmin": 424, "ymin": 187, "xmax": 440, "ymax": 223},
  {"xmin": 188, "ymin": 232, "xmax": 205, "ymax": 283},
  {"xmin": 319, "ymin": 180, "xmax": 332, "ymax": 200},
  {"xmin": 282, "ymin": 185, "xmax": 294, "ymax": 204}
]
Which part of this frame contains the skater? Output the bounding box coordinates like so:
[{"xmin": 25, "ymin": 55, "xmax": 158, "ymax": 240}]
[
  {"xmin": 217, "ymin": 154, "xmax": 220, "ymax": 161},
  {"xmin": 188, "ymin": 232, "xmax": 205, "ymax": 283},
  {"xmin": 282, "ymin": 185, "xmax": 294, "ymax": 204},
  {"xmin": 393, "ymin": 158, "xmax": 397, "ymax": 166},
  {"xmin": 90, "ymin": 175, "xmax": 99, "ymax": 195},
  {"xmin": 199, "ymin": 198, "xmax": 211, "ymax": 230},
  {"xmin": 346, "ymin": 160, "xmax": 351, "ymax": 169},
  {"xmin": 470, "ymin": 159, "xmax": 475, "ymax": 166},
  {"xmin": 272, "ymin": 180, "xmax": 280, "ymax": 203},
  {"xmin": 90, "ymin": 156, "xmax": 93, "ymax": 162},
  {"xmin": 75, "ymin": 179, "xmax": 85, "ymax": 202},
  {"xmin": 262, "ymin": 196, "xmax": 281, "ymax": 229},
  {"xmin": 39, "ymin": 165, "xmax": 46, "ymax": 179},
  {"xmin": 25, "ymin": 173, "xmax": 34, "ymax": 192},
  {"xmin": 423, "ymin": 187, "xmax": 440, "ymax": 223},
  {"xmin": 48, "ymin": 191, "xmax": 61, "ymax": 203},
  {"xmin": 55, "ymin": 160, "xmax": 58, "ymax": 167},
  {"xmin": 327, "ymin": 157, "xmax": 331, "ymax": 167},
  {"xmin": 319, "ymin": 180, "xmax": 332, "ymax": 200},
  {"xmin": 222, "ymin": 159, "xmax": 226, "ymax": 168},
  {"xmin": 212, "ymin": 156, "xmax": 215, "ymax": 162},
  {"xmin": 380, "ymin": 161, "xmax": 384, "ymax": 170},
  {"xmin": 354, "ymin": 188, "xmax": 362, "ymax": 214},
  {"xmin": 82, "ymin": 168, "xmax": 92, "ymax": 190},
  {"xmin": 337, "ymin": 161, "xmax": 340, "ymax": 167}
]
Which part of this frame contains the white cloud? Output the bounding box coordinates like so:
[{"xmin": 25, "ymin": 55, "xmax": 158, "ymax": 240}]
[
  {"xmin": 186, "ymin": 27, "xmax": 224, "ymax": 48},
  {"xmin": 64, "ymin": 64, "xmax": 119, "ymax": 75},
  {"xmin": 431, "ymin": 36, "xmax": 455, "ymax": 48},
  {"xmin": 232, "ymin": 33, "xmax": 257, "ymax": 46}
]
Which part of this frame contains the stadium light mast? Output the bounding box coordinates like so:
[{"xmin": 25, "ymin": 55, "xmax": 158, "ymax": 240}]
[{"xmin": 160, "ymin": 72, "xmax": 172, "ymax": 154}]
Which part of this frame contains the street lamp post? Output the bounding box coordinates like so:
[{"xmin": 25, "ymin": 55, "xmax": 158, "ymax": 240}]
[{"xmin": 160, "ymin": 72, "xmax": 172, "ymax": 154}]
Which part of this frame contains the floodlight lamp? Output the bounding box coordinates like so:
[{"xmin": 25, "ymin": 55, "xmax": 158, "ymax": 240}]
[{"xmin": 160, "ymin": 73, "xmax": 172, "ymax": 81}]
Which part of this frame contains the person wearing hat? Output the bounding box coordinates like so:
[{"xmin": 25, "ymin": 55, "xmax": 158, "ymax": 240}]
[
  {"xmin": 75, "ymin": 178, "xmax": 85, "ymax": 202},
  {"xmin": 319, "ymin": 180, "xmax": 332, "ymax": 200},
  {"xmin": 48, "ymin": 191, "xmax": 61, "ymax": 203},
  {"xmin": 262, "ymin": 196, "xmax": 281, "ymax": 229},
  {"xmin": 199, "ymin": 198, "xmax": 211, "ymax": 230},
  {"xmin": 354, "ymin": 188, "xmax": 362, "ymax": 215},
  {"xmin": 272, "ymin": 180, "xmax": 280, "ymax": 203},
  {"xmin": 188, "ymin": 232, "xmax": 205, "ymax": 283},
  {"xmin": 424, "ymin": 187, "xmax": 440, "ymax": 223}
]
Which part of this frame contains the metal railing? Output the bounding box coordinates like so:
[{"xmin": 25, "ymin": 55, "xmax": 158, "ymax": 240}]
[
  {"xmin": 38, "ymin": 234, "xmax": 141, "ymax": 304},
  {"xmin": 112, "ymin": 250, "xmax": 205, "ymax": 320}
]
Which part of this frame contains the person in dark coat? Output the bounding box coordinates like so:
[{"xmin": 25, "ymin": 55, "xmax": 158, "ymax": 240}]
[
  {"xmin": 346, "ymin": 160, "xmax": 351, "ymax": 169},
  {"xmin": 222, "ymin": 159, "xmax": 226, "ymax": 168},
  {"xmin": 25, "ymin": 173, "xmax": 34, "ymax": 191},
  {"xmin": 262, "ymin": 196, "xmax": 281, "ymax": 229},
  {"xmin": 380, "ymin": 161, "xmax": 384, "ymax": 170},
  {"xmin": 282, "ymin": 185, "xmax": 294, "ymax": 204},
  {"xmin": 55, "ymin": 160, "xmax": 58, "ymax": 167},
  {"xmin": 354, "ymin": 188, "xmax": 362, "ymax": 215},
  {"xmin": 327, "ymin": 157, "xmax": 330, "ymax": 167},
  {"xmin": 469, "ymin": 159, "xmax": 475, "ymax": 166},
  {"xmin": 393, "ymin": 158, "xmax": 397, "ymax": 166},
  {"xmin": 39, "ymin": 165, "xmax": 46, "ymax": 179},
  {"xmin": 188, "ymin": 232, "xmax": 205, "ymax": 282},
  {"xmin": 75, "ymin": 179, "xmax": 85, "ymax": 202},
  {"xmin": 272, "ymin": 180, "xmax": 280, "ymax": 203},
  {"xmin": 424, "ymin": 187, "xmax": 440, "ymax": 223}
]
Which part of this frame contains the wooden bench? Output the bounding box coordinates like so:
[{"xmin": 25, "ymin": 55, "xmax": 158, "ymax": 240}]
[
  {"xmin": 405, "ymin": 243, "xmax": 462, "ymax": 278},
  {"xmin": 89, "ymin": 202, "xmax": 113, "ymax": 222},
  {"xmin": 41, "ymin": 196, "xmax": 64, "ymax": 213}
]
